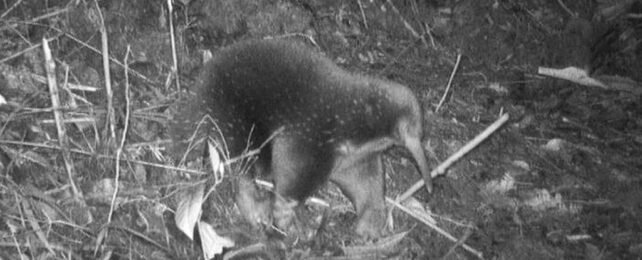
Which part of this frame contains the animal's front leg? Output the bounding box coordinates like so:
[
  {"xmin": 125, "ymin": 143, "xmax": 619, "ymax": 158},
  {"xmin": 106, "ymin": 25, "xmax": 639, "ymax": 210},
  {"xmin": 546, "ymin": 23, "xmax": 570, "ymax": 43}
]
[{"xmin": 331, "ymin": 141, "xmax": 389, "ymax": 239}]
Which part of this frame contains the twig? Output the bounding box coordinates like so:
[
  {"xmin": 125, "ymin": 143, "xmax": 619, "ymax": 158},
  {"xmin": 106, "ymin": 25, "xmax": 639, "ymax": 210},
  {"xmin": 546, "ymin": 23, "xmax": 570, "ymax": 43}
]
[
  {"xmin": 435, "ymin": 53, "xmax": 461, "ymax": 112},
  {"xmin": 0, "ymin": 42, "xmax": 41, "ymax": 64},
  {"xmin": 0, "ymin": 0, "xmax": 25, "ymax": 19},
  {"xmin": 0, "ymin": 136, "xmax": 274, "ymax": 177},
  {"xmin": 440, "ymin": 224, "xmax": 475, "ymax": 260},
  {"xmin": 0, "ymin": 7, "xmax": 68, "ymax": 31},
  {"xmin": 3, "ymin": 21, "xmax": 156, "ymax": 83},
  {"xmin": 0, "ymin": 108, "xmax": 17, "ymax": 143},
  {"xmin": 177, "ymin": 115, "xmax": 225, "ymax": 166},
  {"xmin": 556, "ymin": 0, "xmax": 577, "ymax": 17},
  {"xmin": 225, "ymin": 126, "xmax": 284, "ymax": 165},
  {"xmin": 108, "ymin": 46, "xmax": 131, "ymax": 222},
  {"xmin": 107, "ymin": 224, "xmax": 170, "ymax": 254},
  {"xmin": 21, "ymin": 200, "xmax": 56, "ymax": 254},
  {"xmin": 95, "ymin": 1, "xmax": 115, "ymax": 140},
  {"xmin": 422, "ymin": 22, "xmax": 437, "ymax": 48},
  {"xmin": 40, "ymin": 117, "xmax": 95, "ymax": 124},
  {"xmin": 58, "ymin": 29, "xmax": 155, "ymax": 84},
  {"xmin": 522, "ymin": 5, "xmax": 556, "ymax": 34},
  {"xmin": 385, "ymin": 0, "xmax": 428, "ymax": 48},
  {"xmin": 356, "ymin": 0, "xmax": 368, "ymax": 29},
  {"xmin": 398, "ymin": 113, "xmax": 510, "ymax": 201},
  {"xmin": 42, "ymin": 38, "xmax": 81, "ymax": 198},
  {"xmin": 31, "ymin": 73, "xmax": 100, "ymax": 92},
  {"xmin": 377, "ymin": 42, "xmax": 414, "ymax": 77},
  {"xmin": 167, "ymin": 0, "xmax": 180, "ymax": 91},
  {"xmin": 0, "ymin": 139, "xmax": 206, "ymax": 175},
  {"xmin": 386, "ymin": 197, "xmax": 483, "ymax": 259},
  {"xmin": 269, "ymin": 33, "xmax": 319, "ymax": 48},
  {"xmin": 0, "ymin": 242, "xmax": 66, "ymax": 251}
]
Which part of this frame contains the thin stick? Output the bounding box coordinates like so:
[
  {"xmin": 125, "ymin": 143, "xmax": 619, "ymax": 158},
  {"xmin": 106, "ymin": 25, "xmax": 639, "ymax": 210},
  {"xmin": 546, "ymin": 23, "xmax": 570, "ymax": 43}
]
[
  {"xmin": 42, "ymin": 38, "xmax": 81, "ymax": 198},
  {"xmin": 435, "ymin": 53, "xmax": 461, "ymax": 112},
  {"xmin": 386, "ymin": 197, "xmax": 483, "ymax": 259},
  {"xmin": 398, "ymin": 113, "xmax": 510, "ymax": 201},
  {"xmin": 108, "ymin": 46, "xmax": 131, "ymax": 222},
  {"xmin": 167, "ymin": 0, "xmax": 180, "ymax": 91}
]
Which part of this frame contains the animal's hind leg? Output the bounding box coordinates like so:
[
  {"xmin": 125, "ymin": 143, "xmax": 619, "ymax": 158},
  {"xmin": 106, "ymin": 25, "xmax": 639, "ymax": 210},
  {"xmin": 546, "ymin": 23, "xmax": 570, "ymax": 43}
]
[
  {"xmin": 236, "ymin": 174, "xmax": 272, "ymax": 230},
  {"xmin": 270, "ymin": 136, "xmax": 334, "ymax": 237},
  {"xmin": 236, "ymin": 149, "xmax": 273, "ymax": 230},
  {"xmin": 330, "ymin": 149, "xmax": 387, "ymax": 239}
]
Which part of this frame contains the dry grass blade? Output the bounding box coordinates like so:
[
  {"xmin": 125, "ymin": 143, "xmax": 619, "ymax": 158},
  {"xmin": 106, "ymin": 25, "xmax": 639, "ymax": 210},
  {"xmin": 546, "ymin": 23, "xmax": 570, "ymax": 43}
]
[
  {"xmin": 40, "ymin": 117, "xmax": 96, "ymax": 124},
  {"xmin": 435, "ymin": 53, "xmax": 462, "ymax": 113},
  {"xmin": 42, "ymin": 38, "xmax": 81, "ymax": 198},
  {"xmin": 95, "ymin": 1, "xmax": 115, "ymax": 141},
  {"xmin": 0, "ymin": 139, "xmax": 207, "ymax": 175},
  {"xmin": 0, "ymin": 41, "xmax": 43, "ymax": 64},
  {"xmin": 386, "ymin": 197, "xmax": 483, "ymax": 259},
  {"xmin": 30, "ymin": 73, "xmax": 99, "ymax": 92},
  {"xmin": 440, "ymin": 225, "xmax": 475, "ymax": 260},
  {"xmin": 20, "ymin": 200, "xmax": 55, "ymax": 255},
  {"xmin": 107, "ymin": 45, "xmax": 132, "ymax": 223},
  {"xmin": 107, "ymin": 224, "xmax": 169, "ymax": 252},
  {"xmin": 167, "ymin": 0, "xmax": 180, "ymax": 91},
  {"xmin": 0, "ymin": 8, "xmax": 68, "ymax": 32},
  {"xmin": 385, "ymin": 0, "xmax": 428, "ymax": 48}
]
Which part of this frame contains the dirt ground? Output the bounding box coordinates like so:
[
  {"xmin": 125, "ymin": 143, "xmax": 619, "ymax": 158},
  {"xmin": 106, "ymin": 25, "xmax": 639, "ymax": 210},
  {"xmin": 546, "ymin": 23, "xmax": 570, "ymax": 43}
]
[{"xmin": 0, "ymin": 0, "xmax": 641, "ymax": 259}]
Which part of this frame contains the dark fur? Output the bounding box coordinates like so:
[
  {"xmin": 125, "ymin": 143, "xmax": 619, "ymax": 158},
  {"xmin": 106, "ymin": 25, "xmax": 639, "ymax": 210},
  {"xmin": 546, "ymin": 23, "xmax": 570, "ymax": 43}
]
[{"xmin": 171, "ymin": 39, "xmax": 430, "ymax": 238}]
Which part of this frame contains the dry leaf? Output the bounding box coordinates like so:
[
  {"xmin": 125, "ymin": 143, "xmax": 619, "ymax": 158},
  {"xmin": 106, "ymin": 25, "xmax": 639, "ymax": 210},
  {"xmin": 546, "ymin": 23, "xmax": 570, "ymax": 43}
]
[
  {"xmin": 485, "ymin": 173, "xmax": 515, "ymax": 194},
  {"xmin": 207, "ymin": 141, "xmax": 224, "ymax": 184},
  {"xmin": 198, "ymin": 221, "xmax": 235, "ymax": 259},
  {"xmin": 174, "ymin": 183, "xmax": 204, "ymax": 240},
  {"xmin": 542, "ymin": 138, "xmax": 565, "ymax": 152}
]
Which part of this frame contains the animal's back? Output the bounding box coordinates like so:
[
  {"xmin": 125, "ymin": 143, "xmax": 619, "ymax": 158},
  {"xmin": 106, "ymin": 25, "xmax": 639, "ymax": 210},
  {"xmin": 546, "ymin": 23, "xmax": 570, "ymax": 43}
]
[{"xmin": 174, "ymin": 40, "xmax": 420, "ymax": 156}]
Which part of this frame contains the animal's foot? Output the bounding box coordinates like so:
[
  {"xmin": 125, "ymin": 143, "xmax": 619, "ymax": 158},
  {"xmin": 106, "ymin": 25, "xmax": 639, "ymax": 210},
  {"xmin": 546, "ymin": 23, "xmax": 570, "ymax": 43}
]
[{"xmin": 355, "ymin": 206, "xmax": 390, "ymax": 239}]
